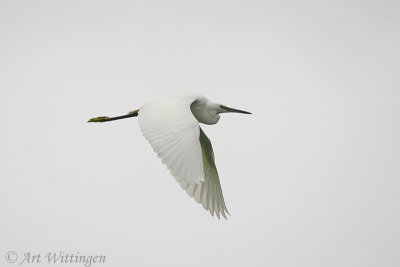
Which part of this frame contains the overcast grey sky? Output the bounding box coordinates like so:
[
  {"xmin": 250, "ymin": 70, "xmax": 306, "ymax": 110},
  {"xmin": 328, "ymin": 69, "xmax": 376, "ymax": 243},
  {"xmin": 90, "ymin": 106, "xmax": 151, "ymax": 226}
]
[{"xmin": 1, "ymin": 0, "xmax": 399, "ymax": 267}]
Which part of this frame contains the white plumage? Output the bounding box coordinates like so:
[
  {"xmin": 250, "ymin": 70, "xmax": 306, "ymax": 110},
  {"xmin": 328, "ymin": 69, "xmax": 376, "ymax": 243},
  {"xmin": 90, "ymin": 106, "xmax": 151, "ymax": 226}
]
[{"xmin": 89, "ymin": 93, "xmax": 251, "ymax": 219}]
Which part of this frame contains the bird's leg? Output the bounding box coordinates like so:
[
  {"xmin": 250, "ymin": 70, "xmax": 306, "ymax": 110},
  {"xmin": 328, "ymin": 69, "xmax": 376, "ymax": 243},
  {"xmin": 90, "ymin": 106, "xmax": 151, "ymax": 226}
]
[
  {"xmin": 128, "ymin": 110, "xmax": 139, "ymax": 115},
  {"xmin": 88, "ymin": 109, "xmax": 139, "ymax": 123}
]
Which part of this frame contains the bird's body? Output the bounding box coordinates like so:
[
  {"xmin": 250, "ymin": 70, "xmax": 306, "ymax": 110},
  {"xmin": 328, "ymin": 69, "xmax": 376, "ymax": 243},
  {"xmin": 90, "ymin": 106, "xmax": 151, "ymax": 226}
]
[{"xmin": 89, "ymin": 94, "xmax": 251, "ymax": 219}]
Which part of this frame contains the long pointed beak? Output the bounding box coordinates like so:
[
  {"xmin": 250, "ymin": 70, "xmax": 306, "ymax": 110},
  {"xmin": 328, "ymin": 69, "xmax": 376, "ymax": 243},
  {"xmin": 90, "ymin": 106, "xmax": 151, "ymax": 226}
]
[{"xmin": 221, "ymin": 105, "xmax": 252, "ymax": 114}]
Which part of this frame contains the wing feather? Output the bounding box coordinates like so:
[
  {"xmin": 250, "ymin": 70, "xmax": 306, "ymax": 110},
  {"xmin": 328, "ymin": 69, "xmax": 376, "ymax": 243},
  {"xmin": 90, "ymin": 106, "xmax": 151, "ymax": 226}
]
[
  {"xmin": 183, "ymin": 127, "xmax": 229, "ymax": 219},
  {"xmin": 138, "ymin": 96, "xmax": 204, "ymax": 184},
  {"xmin": 138, "ymin": 95, "xmax": 229, "ymax": 219}
]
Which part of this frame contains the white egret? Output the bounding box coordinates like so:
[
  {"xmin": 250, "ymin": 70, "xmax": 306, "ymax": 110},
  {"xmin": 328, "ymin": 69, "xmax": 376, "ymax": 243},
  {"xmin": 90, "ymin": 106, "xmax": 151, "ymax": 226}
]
[{"xmin": 88, "ymin": 94, "xmax": 251, "ymax": 219}]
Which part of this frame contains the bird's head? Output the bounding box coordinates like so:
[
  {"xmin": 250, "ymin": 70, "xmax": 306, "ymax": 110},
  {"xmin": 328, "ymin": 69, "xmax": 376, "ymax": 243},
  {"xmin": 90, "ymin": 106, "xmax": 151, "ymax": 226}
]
[{"xmin": 191, "ymin": 97, "xmax": 252, "ymax": 125}]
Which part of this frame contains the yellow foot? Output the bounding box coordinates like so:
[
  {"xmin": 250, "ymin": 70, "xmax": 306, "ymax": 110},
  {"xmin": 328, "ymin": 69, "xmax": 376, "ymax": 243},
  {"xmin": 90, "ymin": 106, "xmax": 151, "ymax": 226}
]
[{"xmin": 88, "ymin": 116, "xmax": 110, "ymax": 123}]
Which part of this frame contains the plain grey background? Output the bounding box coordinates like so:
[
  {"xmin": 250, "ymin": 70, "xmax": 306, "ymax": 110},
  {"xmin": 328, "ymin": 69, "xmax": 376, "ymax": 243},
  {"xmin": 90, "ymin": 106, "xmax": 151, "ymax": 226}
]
[{"xmin": 1, "ymin": 0, "xmax": 399, "ymax": 266}]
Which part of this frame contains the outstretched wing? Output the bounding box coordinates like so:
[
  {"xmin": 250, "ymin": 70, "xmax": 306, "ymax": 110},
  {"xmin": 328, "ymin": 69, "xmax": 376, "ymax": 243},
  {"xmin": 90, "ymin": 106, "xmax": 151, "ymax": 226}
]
[
  {"xmin": 180, "ymin": 127, "xmax": 229, "ymax": 219},
  {"xmin": 138, "ymin": 95, "xmax": 229, "ymax": 219},
  {"xmin": 138, "ymin": 96, "xmax": 204, "ymax": 185}
]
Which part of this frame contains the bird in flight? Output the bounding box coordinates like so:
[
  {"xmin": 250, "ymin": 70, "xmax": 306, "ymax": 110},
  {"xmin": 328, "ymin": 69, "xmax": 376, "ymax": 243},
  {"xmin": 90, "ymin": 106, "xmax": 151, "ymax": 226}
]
[{"xmin": 88, "ymin": 94, "xmax": 251, "ymax": 219}]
